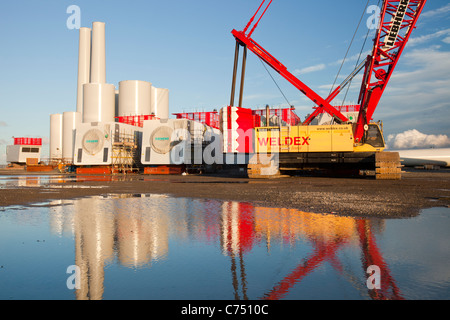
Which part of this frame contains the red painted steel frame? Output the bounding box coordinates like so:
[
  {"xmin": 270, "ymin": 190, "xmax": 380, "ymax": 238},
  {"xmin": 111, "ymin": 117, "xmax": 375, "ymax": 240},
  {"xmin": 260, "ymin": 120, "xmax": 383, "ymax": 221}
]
[
  {"xmin": 357, "ymin": 220, "xmax": 404, "ymax": 300},
  {"xmin": 231, "ymin": 0, "xmax": 348, "ymax": 124},
  {"xmin": 354, "ymin": 0, "xmax": 427, "ymax": 142},
  {"xmin": 261, "ymin": 239, "xmax": 345, "ymax": 300},
  {"xmin": 233, "ymin": 0, "xmax": 426, "ymax": 144},
  {"xmin": 260, "ymin": 220, "xmax": 404, "ymax": 300},
  {"xmin": 232, "ymin": 29, "xmax": 349, "ymax": 124}
]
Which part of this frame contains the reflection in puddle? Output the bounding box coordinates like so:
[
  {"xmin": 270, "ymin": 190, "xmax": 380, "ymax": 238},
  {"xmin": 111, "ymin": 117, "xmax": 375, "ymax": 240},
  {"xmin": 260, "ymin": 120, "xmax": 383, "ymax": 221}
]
[
  {"xmin": 1, "ymin": 194, "xmax": 449, "ymax": 300},
  {"xmin": 0, "ymin": 174, "xmax": 134, "ymax": 189},
  {"xmin": 0, "ymin": 175, "xmax": 253, "ymax": 190}
]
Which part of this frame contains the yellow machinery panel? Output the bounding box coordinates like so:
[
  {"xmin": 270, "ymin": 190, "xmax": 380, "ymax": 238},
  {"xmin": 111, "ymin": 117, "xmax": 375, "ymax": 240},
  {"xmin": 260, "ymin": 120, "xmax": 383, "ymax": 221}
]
[
  {"xmin": 279, "ymin": 127, "xmax": 291, "ymax": 153},
  {"xmin": 255, "ymin": 125, "xmax": 354, "ymax": 153},
  {"xmin": 308, "ymin": 126, "xmax": 332, "ymax": 152},
  {"xmin": 255, "ymin": 127, "xmax": 279, "ymax": 154},
  {"xmin": 329, "ymin": 125, "xmax": 355, "ymax": 152}
]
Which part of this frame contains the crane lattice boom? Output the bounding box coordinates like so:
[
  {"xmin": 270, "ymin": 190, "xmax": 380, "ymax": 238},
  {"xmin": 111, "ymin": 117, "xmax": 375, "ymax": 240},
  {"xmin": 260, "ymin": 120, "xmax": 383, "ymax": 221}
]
[{"xmin": 231, "ymin": 0, "xmax": 427, "ymax": 143}]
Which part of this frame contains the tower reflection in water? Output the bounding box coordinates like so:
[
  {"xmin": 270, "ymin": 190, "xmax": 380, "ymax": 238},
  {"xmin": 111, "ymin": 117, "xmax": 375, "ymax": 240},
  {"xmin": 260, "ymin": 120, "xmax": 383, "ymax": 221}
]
[
  {"xmin": 48, "ymin": 195, "xmax": 400, "ymax": 300},
  {"xmin": 72, "ymin": 194, "xmax": 170, "ymax": 300}
]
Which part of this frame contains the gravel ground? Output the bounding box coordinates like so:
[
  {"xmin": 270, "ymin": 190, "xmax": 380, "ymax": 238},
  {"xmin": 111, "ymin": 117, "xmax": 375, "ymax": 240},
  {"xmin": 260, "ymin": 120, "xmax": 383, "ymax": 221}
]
[{"xmin": 1, "ymin": 168, "xmax": 449, "ymax": 218}]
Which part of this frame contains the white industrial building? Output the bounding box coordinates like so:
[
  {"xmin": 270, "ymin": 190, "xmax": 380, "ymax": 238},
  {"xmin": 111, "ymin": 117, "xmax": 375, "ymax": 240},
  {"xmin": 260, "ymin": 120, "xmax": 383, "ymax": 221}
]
[
  {"xmin": 6, "ymin": 144, "xmax": 42, "ymax": 164},
  {"xmin": 141, "ymin": 119, "xmax": 206, "ymax": 166},
  {"xmin": 73, "ymin": 121, "xmax": 142, "ymax": 166},
  {"xmin": 50, "ymin": 21, "xmax": 170, "ymax": 169}
]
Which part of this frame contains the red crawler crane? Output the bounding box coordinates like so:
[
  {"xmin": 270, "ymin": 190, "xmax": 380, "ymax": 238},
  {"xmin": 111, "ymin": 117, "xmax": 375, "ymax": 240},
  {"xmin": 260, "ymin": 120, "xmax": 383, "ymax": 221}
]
[{"xmin": 227, "ymin": 0, "xmax": 427, "ymax": 180}]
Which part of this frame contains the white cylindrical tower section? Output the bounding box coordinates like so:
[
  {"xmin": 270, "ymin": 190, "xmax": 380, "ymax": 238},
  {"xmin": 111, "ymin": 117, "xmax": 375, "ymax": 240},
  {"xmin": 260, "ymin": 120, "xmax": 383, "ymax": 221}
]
[
  {"xmin": 76, "ymin": 27, "xmax": 91, "ymax": 115},
  {"xmin": 118, "ymin": 80, "xmax": 152, "ymax": 117},
  {"xmin": 62, "ymin": 111, "xmax": 82, "ymax": 163},
  {"xmin": 50, "ymin": 114, "xmax": 63, "ymax": 160},
  {"xmin": 90, "ymin": 22, "xmax": 106, "ymax": 84},
  {"xmin": 115, "ymin": 89, "xmax": 119, "ymax": 118},
  {"xmin": 83, "ymin": 83, "xmax": 116, "ymax": 123},
  {"xmin": 151, "ymin": 87, "xmax": 169, "ymax": 119}
]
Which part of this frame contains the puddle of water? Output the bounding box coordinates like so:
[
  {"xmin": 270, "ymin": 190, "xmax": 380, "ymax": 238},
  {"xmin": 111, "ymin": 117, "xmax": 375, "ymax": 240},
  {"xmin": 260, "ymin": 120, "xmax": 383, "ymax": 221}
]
[
  {"xmin": 0, "ymin": 174, "xmax": 119, "ymax": 189},
  {"xmin": 0, "ymin": 195, "xmax": 449, "ymax": 300},
  {"xmin": 172, "ymin": 181, "xmax": 249, "ymax": 184}
]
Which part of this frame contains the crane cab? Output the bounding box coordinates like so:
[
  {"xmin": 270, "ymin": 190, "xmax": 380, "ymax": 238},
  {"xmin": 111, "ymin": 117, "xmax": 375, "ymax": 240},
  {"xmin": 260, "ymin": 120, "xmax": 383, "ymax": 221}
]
[{"xmin": 353, "ymin": 122, "xmax": 386, "ymax": 153}]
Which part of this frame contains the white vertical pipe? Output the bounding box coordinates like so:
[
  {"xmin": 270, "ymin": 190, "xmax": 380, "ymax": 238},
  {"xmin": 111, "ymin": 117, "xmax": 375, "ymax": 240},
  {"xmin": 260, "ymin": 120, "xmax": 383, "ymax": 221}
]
[
  {"xmin": 90, "ymin": 22, "xmax": 106, "ymax": 84},
  {"xmin": 50, "ymin": 114, "xmax": 63, "ymax": 160},
  {"xmin": 76, "ymin": 27, "xmax": 92, "ymax": 116},
  {"xmin": 62, "ymin": 111, "xmax": 82, "ymax": 162},
  {"xmin": 119, "ymin": 80, "xmax": 152, "ymax": 117},
  {"xmin": 115, "ymin": 89, "xmax": 119, "ymax": 118},
  {"xmin": 83, "ymin": 83, "xmax": 116, "ymax": 123},
  {"xmin": 151, "ymin": 87, "xmax": 169, "ymax": 119}
]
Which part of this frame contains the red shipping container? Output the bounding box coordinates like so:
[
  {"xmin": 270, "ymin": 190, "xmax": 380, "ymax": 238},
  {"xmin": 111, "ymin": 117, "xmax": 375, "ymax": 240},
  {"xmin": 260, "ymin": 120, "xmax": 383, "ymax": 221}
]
[
  {"xmin": 116, "ymin": 115, "xmax": 158, "ymax": 127},
  {"xmin": 14, "ymin": 137, "xmax": 42, "ymax": 146},
  {"xmin": 173, "ymin": 111, "xmax": 221, "ymax": 129},
  {"xmin": 76, "ymin": 167, "xmax": 111, "ymax": 174},
  {"xmin": 144, "ymin": 166, "xmax": 184, "ymax": 175}
]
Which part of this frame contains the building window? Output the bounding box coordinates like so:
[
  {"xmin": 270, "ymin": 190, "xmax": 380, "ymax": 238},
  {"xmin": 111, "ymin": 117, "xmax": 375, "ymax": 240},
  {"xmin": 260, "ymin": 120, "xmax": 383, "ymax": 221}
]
[{"xmin": 21, "ymin": 147, "xmax": 40, "ymax": 153}]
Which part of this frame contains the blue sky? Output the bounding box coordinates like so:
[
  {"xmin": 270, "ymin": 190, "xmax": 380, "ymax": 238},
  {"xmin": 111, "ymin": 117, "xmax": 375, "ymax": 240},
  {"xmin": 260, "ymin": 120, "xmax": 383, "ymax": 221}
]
[{"xmin": 1, "ymin": 0, "xmax": 450, "ymax": 162}]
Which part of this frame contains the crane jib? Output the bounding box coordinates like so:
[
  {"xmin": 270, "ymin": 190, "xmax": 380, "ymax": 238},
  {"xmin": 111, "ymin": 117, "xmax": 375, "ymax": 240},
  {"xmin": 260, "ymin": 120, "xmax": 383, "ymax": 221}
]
[
  {"xmin": 384, "ymin": 0, "xmax": 411, "ymax": 49},
  {"xmin": 230, "ymin": 0, "xmax": 426, "ymax": 144}
]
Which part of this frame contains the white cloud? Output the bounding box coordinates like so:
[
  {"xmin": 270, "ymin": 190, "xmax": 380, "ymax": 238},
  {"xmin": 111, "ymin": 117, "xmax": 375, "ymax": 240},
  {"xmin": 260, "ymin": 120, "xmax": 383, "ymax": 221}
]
[
  {"xmin": 318, "ymin": 84, "xmax": 334, "ymax": 90},
  {"xmin": 443, "ymin": 37, "xmax": 450, "ymax": 44},
  {"xmin": 294, "ymin": 63, "xmax": 326, "ymax": 75},
  {"xmin": 408, "ymin": 28, "xmax": 450, "ymax": 46},
  {"xmin": 373, "ymin": 46, "xmax": 450, "ymax": 136},
  {"xmin": 387, "ymin": 130, "xmax": 450, "ymax": 149},
  {"xmin": 421, "ymin": 4, "xmax": 450, "ymax": 19},
  {"xmin": 331, "ymin": 50, "xmax": 372, "ymax": 66},
  {"xmin": 381, "ymin": 47, "xmax": 450, "ymax": 103}
]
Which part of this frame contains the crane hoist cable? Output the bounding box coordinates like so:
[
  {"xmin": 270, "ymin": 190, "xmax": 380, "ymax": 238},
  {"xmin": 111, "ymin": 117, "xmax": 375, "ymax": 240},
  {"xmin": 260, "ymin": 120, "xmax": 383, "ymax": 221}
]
[
  {"xmin": 342, "ymin": 0, "xmax": 383, "ymax": 106},
  {"xmin": 231, "ymin": 0, "xmax": 427, "ymax": 139},
  {"xmin": 342, "ymin": 22, "xmax": 372, "ymax": 106},
  {"xmin": 329, "ymin": 0, "xmax": 371, "ymax": 98},
  {"xmin": 258, "ymin": 56, "xmax": 292, "ymax": 108},
  {"xmin": 262, "ymin": 0, "xmax": 373, "ymax": 116}
]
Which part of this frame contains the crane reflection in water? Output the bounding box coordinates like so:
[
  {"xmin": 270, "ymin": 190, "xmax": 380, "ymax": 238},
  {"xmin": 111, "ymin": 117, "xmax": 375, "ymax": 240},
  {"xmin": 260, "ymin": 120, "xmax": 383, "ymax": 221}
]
[{"xmin": 48, "ymin": 193, "xmax": 403, "ymax": 300}]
